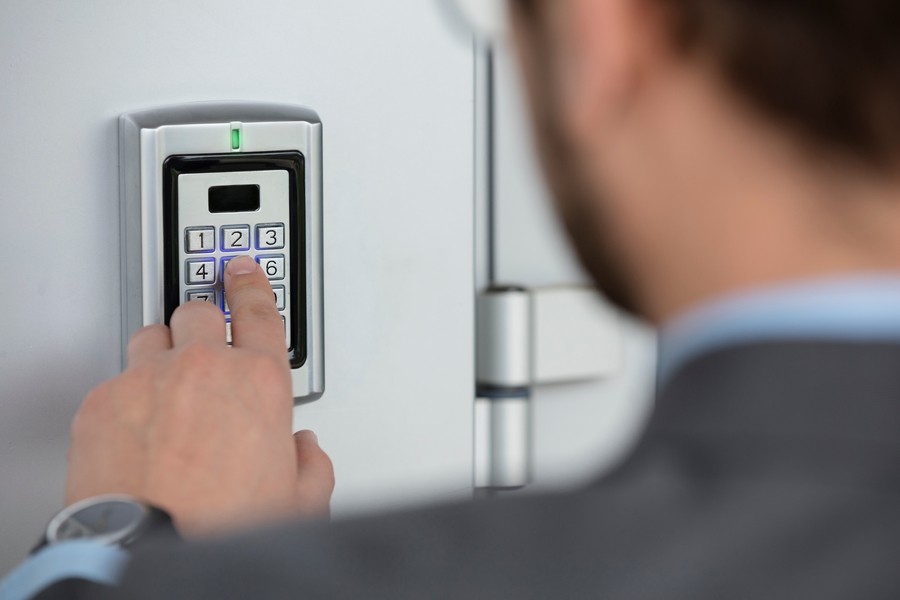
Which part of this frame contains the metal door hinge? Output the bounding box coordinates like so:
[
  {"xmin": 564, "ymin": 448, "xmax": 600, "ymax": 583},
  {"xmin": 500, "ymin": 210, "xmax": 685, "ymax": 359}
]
[{"xmin": 474, "ymin": 285, "xmax": 622, "ymax": 490}]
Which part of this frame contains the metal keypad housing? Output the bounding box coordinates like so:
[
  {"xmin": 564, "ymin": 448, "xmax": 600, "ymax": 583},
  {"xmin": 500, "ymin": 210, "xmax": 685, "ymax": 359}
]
[
  {"xmin": 177, "ymin": 170, "xmax": 293, "ymax": 349},
  {"xmin": 119, "ymin": 102, "xmax": 324, "ymax": 402}
]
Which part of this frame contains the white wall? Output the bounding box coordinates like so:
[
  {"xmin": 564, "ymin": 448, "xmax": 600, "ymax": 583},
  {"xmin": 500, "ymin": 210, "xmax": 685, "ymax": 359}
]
[{"xmin": 0, "ymin": 0, "xmax": 475, "ymax": 574}]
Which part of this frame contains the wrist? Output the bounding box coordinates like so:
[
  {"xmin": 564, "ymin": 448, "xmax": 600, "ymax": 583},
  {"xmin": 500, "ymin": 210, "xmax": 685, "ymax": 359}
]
[{"xmin": 33, "ymin": 495, "xmax": 181, "ymax": 554}]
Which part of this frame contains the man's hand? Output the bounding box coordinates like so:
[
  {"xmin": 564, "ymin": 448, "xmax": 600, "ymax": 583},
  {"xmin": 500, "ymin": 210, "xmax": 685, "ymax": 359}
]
[{"xmin": 66, "ymin": 255, "xmax": 334, "ymax": 537}]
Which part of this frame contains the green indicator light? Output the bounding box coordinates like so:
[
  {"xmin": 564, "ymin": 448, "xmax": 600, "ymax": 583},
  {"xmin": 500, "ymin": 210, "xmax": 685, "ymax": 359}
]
[{"xmin": 231, "ymin": 128, "xmax": 241, "ymax": 151}]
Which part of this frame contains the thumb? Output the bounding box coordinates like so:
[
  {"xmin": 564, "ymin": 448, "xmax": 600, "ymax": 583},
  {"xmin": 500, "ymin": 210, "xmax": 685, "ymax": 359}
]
[{"xmin": 293, "ymin": 430, "xmax": 335, "ymax": 518}]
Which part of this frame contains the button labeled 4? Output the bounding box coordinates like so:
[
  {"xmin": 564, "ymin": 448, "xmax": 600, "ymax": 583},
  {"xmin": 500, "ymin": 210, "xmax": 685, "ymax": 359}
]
[{"xmin": 185, "ymin": 259, "xmax": 216, "ymax": 285}]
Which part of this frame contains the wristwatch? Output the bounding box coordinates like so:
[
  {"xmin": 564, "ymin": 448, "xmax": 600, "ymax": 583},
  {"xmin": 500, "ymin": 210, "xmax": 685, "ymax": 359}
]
[{"xmin": 33, "ymin": 495, "xmax": 180, "ymax": 553}]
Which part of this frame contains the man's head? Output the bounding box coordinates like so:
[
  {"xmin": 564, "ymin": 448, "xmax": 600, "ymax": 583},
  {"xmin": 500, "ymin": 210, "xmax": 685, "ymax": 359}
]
[{"xmin": 507, "ymin": 0, "xmax": 900, "ymax": 323}]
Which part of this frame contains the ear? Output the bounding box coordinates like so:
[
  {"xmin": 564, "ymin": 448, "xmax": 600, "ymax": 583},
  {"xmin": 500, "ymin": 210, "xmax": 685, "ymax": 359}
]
[{"xmin": 556, "ymin": 0, "xmax": 655, "ymax": 145}]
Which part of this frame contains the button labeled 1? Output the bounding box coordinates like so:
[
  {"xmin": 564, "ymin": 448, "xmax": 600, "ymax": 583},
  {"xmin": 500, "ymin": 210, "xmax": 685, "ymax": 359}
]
[{"xmin": 185, "ymin": 227, "xmax": 215, "ymax": 253}]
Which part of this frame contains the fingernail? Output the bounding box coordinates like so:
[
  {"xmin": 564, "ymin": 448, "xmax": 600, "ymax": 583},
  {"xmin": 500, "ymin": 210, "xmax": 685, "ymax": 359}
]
[
  {"xmin": 227, "ymin": 255, "xmax": 257, "ymax": 276},
  {"xmin": 298, "ymin": 430, "xmax": 319, "ymax": 445}
]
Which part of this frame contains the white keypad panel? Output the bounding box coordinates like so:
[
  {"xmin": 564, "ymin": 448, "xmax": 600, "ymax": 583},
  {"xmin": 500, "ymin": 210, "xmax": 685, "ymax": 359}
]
[{"xmin": 177, "ymin": 170, "xmax": 293, "ymax": 350}]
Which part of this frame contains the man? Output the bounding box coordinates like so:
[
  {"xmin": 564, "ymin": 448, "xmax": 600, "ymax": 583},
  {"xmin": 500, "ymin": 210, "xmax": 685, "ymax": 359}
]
[{"xmin": 7, "ymin": 0, "xmax": 900, "ymax": 597}]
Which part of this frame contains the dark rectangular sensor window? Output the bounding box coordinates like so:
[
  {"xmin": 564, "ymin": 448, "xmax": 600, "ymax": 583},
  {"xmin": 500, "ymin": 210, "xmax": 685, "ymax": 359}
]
[{"xmin": 208, "ymin": 184, "xmax": 261, "ymax": 213}]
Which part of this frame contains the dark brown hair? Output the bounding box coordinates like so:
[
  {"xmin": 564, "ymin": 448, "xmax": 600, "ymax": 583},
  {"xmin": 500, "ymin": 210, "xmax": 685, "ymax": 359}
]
[
  {"xmin": 655, "ymin": 0, "xmax": 900, "ymax": 165},
  {"xmin": 514, "ymin": 0, "xmax": 900, "ymax": 166}
]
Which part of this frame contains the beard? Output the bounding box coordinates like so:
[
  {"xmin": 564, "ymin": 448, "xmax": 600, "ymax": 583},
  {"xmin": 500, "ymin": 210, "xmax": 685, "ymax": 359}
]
[{"xmin": 509, "ymin": 6, "xmax": 644, "ymax": 317}]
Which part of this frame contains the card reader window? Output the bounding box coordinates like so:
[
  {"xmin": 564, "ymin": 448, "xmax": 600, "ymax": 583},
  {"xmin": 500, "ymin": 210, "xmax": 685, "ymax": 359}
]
[{"xmin": 209, "ymin": 184, "xmax": 261, "ymax": 213}]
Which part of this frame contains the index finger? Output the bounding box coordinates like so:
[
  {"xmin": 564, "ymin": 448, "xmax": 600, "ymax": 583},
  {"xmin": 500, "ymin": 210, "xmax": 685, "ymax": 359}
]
[{"xmin": 224, "ymin": 255, "xmax": 288, "ymax": 361}]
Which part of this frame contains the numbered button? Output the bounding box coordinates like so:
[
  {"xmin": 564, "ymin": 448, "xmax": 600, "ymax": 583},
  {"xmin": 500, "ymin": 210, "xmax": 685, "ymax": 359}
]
[
  {"xmin": 221, "ymin": 225, "xmax": 250, "ymax": 252},
  {"xmin": 185, "ymin": 227, "xmax": 215, "ymax": 253},
  {"xmin": 256, "ymin": 255, "xmax": 285, "ymax": 281},
  {"xmin": 272, "ymin": 285, "xmax": 286, "ymax": 310},
  {"xmin": 186, "ymin": 289, "xmax": 217, "ymax": 305},
  {"xmin": 185, "ymin": 259, "xmax": 216, "ymax": 285},
  {"xmin": 256, "ymin": 223, "xmax": 285, "ymax": 250},
  {"xmin": 220, "ymin": 257, "xmax": 235, "ymax": 282},
  {"xmin": 221, "ymin": 291, "xmax": 231, "ymax": 315}
]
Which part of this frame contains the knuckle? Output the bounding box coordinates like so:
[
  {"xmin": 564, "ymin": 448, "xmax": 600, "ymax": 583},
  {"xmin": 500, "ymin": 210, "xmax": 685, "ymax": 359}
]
[
  {"xmin": 171, "ymin": 299, "xmax": 222, "ymax": 326},
  {"xmin": 73, "ymin": 382, "xmax": 114, "ymax": 435},
  {"xmin": 249, "ymin": 353, "xmax": 290, "ymax": 386},
  {"xmin": 128, "ymin": 324, "xmax": 168, "ymax": 353},
  {"xmin": 245, "ymin": 354, "xmax": 291, "ymax": 407},
  {"xmin": 166, "ymin": 342, "xmax": 223, "ymax": 389},
  {"xmin": 232, "ymin": 287, "xmax": 277, "ymax": 319},
  {"xmin": 319, "ymin": 453, "xmax": 336, "ymax": 491},
  {"xmin": 173, "ymin": 342, "xmax": 222, "ymax": 376},
  {"xmin": 242, "ymin": 300, "xmax": 279, "ymax": 324}
]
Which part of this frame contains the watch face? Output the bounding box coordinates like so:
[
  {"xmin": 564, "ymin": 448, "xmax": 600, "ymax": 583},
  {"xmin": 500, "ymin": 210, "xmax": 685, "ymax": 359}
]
[{"xmin": 49, "ymin": 497, "xmax": 147, "ymax": 545}]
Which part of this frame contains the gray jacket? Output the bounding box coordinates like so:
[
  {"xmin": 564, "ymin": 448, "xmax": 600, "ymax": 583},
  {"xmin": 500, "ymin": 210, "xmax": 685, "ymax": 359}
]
[{"xmin": 44, "ymin": 341, "xmax": 900, "ymax": 598}]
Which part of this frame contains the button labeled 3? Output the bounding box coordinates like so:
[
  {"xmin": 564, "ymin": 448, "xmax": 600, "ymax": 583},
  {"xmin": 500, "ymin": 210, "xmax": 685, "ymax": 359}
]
[{"xmin": 256, "ymin": 223, "xmax": 285, "ymax": 250}]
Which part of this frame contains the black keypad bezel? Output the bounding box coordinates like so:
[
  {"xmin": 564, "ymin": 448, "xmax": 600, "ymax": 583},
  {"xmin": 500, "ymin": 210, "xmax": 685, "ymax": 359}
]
[{"xmin": 162, "ymin": 152, "xmax": 307, "ymax": 369}]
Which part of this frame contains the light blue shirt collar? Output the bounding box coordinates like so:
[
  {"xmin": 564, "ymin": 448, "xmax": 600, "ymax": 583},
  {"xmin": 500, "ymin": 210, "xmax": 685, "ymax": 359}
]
[
  {"xmin": 658, "ymin": 274, "xmax": 900, "ymax": 385},
  {"xmin": 0, "ymin": 540, "xmax": 129, "ymax": 600}
]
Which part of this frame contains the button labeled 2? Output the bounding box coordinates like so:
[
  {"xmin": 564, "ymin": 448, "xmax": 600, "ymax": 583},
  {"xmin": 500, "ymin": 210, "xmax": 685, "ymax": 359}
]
[{"xmin": 221, "ymin": 225, "xmax": 251, "ymax": 252}]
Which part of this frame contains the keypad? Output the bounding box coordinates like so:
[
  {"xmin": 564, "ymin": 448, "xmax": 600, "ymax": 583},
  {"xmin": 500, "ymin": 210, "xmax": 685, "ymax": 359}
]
[{"xmin": 180, "ymin": 222, "xmax": 290, "ymax": 348}]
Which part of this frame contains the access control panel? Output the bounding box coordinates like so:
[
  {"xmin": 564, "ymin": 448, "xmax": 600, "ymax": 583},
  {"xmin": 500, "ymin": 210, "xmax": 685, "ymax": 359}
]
[{"xmin": 119, "ymin": 102, "xmax": 324, "ymax": 401}]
